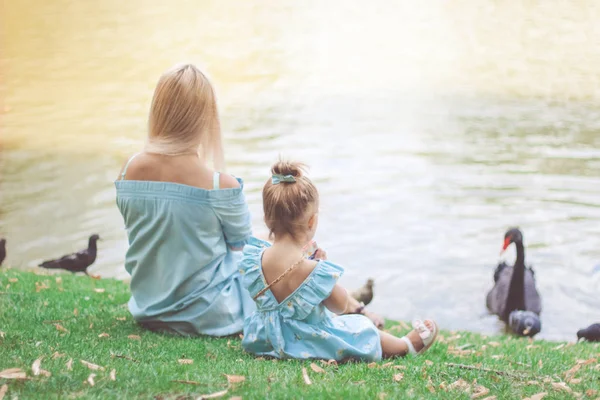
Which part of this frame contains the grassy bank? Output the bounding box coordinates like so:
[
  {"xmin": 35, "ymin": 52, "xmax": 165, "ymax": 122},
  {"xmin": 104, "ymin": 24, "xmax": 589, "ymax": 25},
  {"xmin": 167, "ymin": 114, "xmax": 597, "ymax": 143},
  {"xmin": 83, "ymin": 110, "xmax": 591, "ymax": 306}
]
[{"xmin": 0, "ymin": 269, "xmax": 598, "ymax": 400}]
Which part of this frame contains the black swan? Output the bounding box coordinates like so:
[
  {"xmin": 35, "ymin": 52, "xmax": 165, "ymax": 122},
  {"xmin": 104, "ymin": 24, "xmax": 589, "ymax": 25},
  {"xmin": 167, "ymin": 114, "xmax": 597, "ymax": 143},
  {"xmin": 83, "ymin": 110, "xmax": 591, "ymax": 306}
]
[
  {"xmin": 0, "ymin": 238, "xmax": 5, "ymax": 267},
  {"xmin": 39, "ymin": 234, "xmax": 100, "ymax": 275},
  {"xmin": 486, "ymin": 228, "xmax": 542, "ymax": 336},
  {"xmin": 577, "ymin": 323, "xmax": 600, "ymax": 342}
]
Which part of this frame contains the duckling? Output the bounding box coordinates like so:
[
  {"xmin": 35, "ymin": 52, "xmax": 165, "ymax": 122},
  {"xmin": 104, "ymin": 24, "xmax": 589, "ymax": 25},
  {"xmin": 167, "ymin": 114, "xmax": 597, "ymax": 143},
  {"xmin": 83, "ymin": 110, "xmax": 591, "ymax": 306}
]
[{"xmin": 350, "ymin": 278, "xmax": 374, "ymax": 306}]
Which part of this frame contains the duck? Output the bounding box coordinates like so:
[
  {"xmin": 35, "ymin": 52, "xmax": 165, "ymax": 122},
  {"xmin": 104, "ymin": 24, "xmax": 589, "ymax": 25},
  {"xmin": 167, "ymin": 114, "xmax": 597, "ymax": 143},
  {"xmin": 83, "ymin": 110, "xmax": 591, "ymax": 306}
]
[
  {"xmin": 508, "ymin": 310, "xmax": 541, "ymax": 337},
  {"xmin": 39, "ymin": 234, "xmax": 100, "ymax": 275},
  {"xmin": 486, "ymin": 228, "xmax": 542, "ymax": 335},
  {"xmin": 351, "ymin": 278, "xmax": 374, "ymax": 306},
  {"xmin": 577, "ymin": 323, "xmax": 600, "ymax": 342},
  {"xmin": 0, "ymin": 238, "xmax": 5, "ymax": 267}
]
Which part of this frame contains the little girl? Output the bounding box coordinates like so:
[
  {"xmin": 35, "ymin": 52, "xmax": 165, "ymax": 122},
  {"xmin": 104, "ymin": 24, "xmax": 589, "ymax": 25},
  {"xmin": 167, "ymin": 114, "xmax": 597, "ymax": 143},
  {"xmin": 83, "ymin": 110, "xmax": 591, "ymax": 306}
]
[{"xmin": 241, "ymin": 161, "xmax": 438, "ymax": 361}]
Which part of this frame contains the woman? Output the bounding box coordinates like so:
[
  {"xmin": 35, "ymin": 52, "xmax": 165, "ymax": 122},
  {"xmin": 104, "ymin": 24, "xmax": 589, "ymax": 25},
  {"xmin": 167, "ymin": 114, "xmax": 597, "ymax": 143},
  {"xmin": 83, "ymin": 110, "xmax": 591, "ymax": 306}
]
[{"xmin": 115, "ymin": 64, "xmax": 254, "ymax": 336}]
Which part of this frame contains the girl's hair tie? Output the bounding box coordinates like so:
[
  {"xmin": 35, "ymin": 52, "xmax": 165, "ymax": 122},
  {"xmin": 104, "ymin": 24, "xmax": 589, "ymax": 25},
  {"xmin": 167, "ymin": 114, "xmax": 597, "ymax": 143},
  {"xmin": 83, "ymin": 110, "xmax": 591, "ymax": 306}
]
[{"xmin": 272, "ymin": 174, "xmax": 296, "ymax": 184}]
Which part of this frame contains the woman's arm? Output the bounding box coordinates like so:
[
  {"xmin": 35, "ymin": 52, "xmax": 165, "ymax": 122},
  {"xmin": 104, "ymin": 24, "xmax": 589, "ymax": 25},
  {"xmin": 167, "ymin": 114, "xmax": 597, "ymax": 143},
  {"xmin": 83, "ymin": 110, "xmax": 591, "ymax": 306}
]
[{"xmin": 213, "ymin": 174, "xmax": 252, "ymax": 251}]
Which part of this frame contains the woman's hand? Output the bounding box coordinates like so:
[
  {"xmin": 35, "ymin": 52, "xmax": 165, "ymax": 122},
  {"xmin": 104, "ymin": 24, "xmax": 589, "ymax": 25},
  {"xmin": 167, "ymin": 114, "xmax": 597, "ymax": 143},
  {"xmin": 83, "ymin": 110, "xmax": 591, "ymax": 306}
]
[
  {"xmin": 313, "ymin": 248, "xmax": 327, "ymax": 260},
  {"xmin": 362, "ymin": 309, "xmax": 385, "ymax": 329}
]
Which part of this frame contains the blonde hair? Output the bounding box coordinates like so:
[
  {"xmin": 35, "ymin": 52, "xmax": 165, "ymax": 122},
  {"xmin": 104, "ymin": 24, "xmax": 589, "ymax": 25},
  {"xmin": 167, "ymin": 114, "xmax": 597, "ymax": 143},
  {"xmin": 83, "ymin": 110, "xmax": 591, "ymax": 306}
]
[
  {"xmin": 263, "ymin": 160, "xmax": 319, "ymax": 240},
  {"xmin": 145, "ymin": 64, "xmax": 225, "ymax": 170}
]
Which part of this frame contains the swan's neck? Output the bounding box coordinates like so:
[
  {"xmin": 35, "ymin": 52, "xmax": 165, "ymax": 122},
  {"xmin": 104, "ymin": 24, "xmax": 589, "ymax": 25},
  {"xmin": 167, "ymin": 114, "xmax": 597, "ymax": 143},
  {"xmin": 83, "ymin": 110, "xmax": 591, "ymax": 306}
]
[{"xmin": 504, "ymin": 241, "xmax": 526, "ymax": 320}]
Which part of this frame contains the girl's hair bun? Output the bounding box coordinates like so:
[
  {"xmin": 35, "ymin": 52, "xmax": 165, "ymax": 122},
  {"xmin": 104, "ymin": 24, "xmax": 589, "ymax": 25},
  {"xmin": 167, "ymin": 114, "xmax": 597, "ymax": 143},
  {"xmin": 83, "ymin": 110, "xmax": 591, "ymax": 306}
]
[{"xmin": 271, "ymin": 160, "xmax": 305, "ymax": 178}]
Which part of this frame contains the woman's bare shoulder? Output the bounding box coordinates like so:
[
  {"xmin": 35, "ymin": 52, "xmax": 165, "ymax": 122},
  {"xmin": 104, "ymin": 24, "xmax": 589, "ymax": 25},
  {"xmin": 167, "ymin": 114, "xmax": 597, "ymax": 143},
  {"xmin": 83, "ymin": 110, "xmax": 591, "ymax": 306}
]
[{"xmin": 219, "ymin": 172, "xmax": 241, "ymax": 189}]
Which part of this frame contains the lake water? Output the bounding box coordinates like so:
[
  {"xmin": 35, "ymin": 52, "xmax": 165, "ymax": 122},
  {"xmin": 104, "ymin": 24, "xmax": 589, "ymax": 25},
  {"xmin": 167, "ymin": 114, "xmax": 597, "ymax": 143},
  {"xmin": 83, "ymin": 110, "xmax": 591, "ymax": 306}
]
[{"xmin": 2, "ymin": 0, "xmax": 599, "ymax": 341}]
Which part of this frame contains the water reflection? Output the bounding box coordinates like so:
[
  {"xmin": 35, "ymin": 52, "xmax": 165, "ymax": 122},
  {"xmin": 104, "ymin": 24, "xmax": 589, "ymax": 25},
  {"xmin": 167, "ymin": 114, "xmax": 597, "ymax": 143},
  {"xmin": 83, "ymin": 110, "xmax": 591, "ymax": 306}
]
[{"xmin": 1, "ymin": 0, "xmax": 599, "ymax": 340}]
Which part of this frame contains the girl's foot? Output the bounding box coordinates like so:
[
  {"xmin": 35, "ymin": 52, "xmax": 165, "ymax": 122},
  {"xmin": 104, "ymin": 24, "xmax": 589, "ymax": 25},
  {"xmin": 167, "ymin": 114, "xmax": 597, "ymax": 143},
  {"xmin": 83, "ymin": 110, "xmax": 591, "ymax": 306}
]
[{"xmin": 400, "ymin": 319, "xmax": 438, "ymax": 355}]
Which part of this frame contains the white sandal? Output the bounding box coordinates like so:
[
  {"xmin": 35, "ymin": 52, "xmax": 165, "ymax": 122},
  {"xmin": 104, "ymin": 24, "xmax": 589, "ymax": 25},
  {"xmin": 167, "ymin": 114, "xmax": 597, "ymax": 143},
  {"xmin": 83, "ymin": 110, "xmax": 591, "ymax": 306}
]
[{"xmin": 400, "ymin": 319, "xmax": 438, "ymax": 356}]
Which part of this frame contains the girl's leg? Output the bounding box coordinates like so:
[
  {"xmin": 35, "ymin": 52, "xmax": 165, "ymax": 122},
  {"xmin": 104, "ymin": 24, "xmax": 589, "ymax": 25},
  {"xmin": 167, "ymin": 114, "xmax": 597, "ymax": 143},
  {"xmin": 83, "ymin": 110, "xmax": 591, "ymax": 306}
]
[{"xmin": 379, "ymin": 320, "xmax": 436, "ymax": 358}]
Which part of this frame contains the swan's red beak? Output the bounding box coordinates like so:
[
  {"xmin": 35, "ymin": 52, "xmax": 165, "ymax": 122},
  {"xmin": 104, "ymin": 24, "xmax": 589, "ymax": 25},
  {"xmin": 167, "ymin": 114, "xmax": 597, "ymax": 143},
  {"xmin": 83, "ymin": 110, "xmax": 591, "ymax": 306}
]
[{"xmin": 501, "ymin": 237, "xmax": 511, "ymax": 253}]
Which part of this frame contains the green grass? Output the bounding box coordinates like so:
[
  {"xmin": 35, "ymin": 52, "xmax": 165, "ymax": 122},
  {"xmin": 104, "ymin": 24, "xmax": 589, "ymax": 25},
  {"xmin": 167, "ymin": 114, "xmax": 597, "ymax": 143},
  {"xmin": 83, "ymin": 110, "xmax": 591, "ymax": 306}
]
[{"xmin": 0, "ymin": 269, "xmax": 598, "ymax": 400}]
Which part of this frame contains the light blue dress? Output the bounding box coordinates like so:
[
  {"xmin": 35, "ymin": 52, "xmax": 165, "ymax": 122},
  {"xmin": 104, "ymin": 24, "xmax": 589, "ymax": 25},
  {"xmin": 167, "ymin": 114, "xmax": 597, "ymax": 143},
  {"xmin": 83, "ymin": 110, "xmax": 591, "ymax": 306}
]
[
  {"xmin": 115, "ymin": 157, "xmax": 255, "ymax": 336},
  {"xmin": 241, "ymin": 237, "xmax": 382, "ymax": 361}
]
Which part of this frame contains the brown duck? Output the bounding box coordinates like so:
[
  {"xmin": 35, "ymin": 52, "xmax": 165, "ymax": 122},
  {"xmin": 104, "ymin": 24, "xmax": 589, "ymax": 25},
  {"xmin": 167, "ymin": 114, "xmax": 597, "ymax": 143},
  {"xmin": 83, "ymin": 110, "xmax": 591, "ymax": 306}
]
[{"xmin": 351, "ymin": 278, "xmax": 374, "ymax": 306}]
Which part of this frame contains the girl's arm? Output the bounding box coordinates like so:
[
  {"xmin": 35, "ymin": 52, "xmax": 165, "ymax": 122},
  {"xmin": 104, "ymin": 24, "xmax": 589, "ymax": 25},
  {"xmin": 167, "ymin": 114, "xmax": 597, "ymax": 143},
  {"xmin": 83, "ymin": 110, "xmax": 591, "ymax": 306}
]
[
  {"xmin": 323, "ymin": 283, "xmax": 385, "ymax": 329},
  {"xmin": 323, "ymin": 285, "xmax": 363, "ymax": 315}
]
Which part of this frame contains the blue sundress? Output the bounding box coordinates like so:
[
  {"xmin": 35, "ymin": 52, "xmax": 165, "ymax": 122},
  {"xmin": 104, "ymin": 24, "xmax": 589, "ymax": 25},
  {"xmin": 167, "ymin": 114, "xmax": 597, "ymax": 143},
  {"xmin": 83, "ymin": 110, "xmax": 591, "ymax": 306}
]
[
  {"xmin": 240, "ymin": 237, "xmax": 382, "ymax": 361},
  {"xmin": 115, "ymin": 154, "xmax": 255, "ymax": 336}
]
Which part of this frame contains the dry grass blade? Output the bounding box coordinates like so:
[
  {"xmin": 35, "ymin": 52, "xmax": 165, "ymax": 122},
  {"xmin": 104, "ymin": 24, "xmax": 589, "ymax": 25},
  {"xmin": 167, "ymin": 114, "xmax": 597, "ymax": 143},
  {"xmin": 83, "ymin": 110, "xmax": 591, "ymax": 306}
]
[
  {"xmin": 367, "ymin": 362, "xmax": 377, "ymax": 368},
  {"xmin": 0, "ymin": 384, "xmax": 7, "ymax": 400},
  {"xmin": 98, "ymin": 333, "xmax": 110, "ymax": 338},
  {"xmin": 310, "ymin": 363, "xmax": 325, "ymax": 373},
  {"xmin": 172, "ymin": 380, "xmax": 204, "ymax": 385},
  {"xmin": 198, "ymin": 388, "xmax": 229, "ymax": 399},
  {"xmin": 425, "ymin": 360, "xmax": 434, "ymax": 366},
  {"xmin": 480, "ymin": 397, "xmax": 497, "ymax": 400},
  {"xmin": 178, "ymin": 359, "xmax": 193, "ymax": 365},
  {"xmin": 301, "ymin": 367, "xmax": 312, "ymax": 385},
  {"xmin": 427, "ymin": 378, "xmax": 436, "ymax": 393},
  {"xmin": 225, "ymin": 375, "xmax": 245, "ymax": 384},
  {"xmin": 448, "ymin": 379, "xmax": 470, "ymax": 392},
  {"xmin": 52, "ymin": 352, "xmax": 64, "ymax": 359},
  {"xmin": 31, "ymin": 358, "xmax": 42, "ymax": 376},
  {"xmin": 0, "ymin": 368, "xmax": 26, "ymax": 380},
  {"xmin": 54, "ymin": 323, "xmax": 69, "ymax": 333},
  {"xmin": 66, "ymin": 358, "xmax": 73, "ymax": 371},
  {"xmin": 564, "ymin": 363, "xmax": 581, "ymax": 380},
  {"xmin": 577, "ymin": 358, "xmax": 597, "ymax": 365},
  {"xmin": 93, "ymin": 288, "xmax": 105, "ymax": 293},
  {"xmin": 128, "ymin": 335, "xmax": 141, "ymax": 341},
  {"xmin": 551, "ymin": 382, "xmax": 572, "ymax": 393},
  {"xmin": 393, "ymin": 373, "xmax": 404, "ymax": 382},
  {"xmin": 87, "ymin": 373, "xmax": 96, "ymax": 386},
  {"xmin": 110, "ymin": 369, "xmax": 116, "ymax": 381},
  {"xmin": 585, "ymin": 389, "xmax": 598, "ymax": 397},
  {"xmin": 80, "ymin": 360, "xmax": 105, "ymax": 371},
  {"xmin": 471, "ymin": 385, "xmax": 490, "ymax": 399},
  {"xmin": 487, "ymin": 342, "xmax": 500, "ymax": 347}
]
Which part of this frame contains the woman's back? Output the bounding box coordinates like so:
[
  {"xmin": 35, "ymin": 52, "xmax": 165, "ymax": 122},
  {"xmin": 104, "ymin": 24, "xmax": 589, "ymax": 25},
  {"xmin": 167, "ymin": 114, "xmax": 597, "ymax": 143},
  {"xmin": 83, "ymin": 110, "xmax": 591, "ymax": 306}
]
[{"xmin": 116, "ymin": 153, "xmax": 255, "ymax": 336}]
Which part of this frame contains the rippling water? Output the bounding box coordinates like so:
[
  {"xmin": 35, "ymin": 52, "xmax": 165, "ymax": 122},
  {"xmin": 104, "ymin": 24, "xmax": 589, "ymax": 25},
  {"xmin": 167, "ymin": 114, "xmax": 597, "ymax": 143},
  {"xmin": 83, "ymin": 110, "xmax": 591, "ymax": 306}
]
[{"xmin": 2, "ymin": 0, "xmax": 599, "ymax": 341}]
